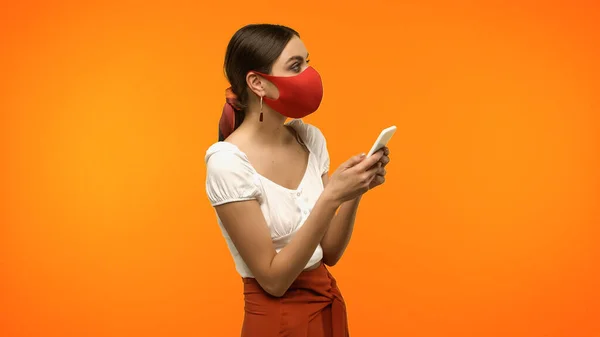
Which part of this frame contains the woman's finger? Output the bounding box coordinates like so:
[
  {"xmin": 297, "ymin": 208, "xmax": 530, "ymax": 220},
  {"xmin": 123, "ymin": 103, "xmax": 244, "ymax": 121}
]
[
  {"xmin": 380, "ymin": 155, "xmax": 390, "ymax": 167},
  {"xmin": 355, "ymin": 151, "xmax": 384, "ymax": 172}
]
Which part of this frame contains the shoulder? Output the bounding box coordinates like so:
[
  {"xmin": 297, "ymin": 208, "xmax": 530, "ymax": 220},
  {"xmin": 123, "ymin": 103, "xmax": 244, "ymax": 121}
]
[
  {"xmin": 205, "ymin": 142, "xmax": 261, "ymax": 206},
  {"xmin": 205, "ymin": 142, "xmax": 250, "ymax": 170}
]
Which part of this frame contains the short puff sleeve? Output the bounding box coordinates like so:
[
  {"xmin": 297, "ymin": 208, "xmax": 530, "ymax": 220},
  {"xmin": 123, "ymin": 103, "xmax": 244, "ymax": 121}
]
[{"xmin": 205, "ymin": 148, "xmax": 262, "ymax": 206}]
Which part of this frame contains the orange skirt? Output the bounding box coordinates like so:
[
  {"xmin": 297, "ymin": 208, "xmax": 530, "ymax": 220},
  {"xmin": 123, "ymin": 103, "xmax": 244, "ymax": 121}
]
[{"xmin": 241, "ymin": 263, "xmax": 349, "ymax": 337}]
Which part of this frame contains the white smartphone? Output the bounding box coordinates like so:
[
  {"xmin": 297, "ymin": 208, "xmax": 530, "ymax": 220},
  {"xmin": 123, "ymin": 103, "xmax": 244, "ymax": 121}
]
[{"xmin": 366, "ymin": 125, "xmax": 397, "ymax": 157}]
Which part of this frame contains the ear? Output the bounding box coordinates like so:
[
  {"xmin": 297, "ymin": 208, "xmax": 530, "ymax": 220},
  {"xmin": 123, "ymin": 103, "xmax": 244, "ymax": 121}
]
[{"xmin": 245, "ymin": 72, "xmax": 266, "ymax": 98}]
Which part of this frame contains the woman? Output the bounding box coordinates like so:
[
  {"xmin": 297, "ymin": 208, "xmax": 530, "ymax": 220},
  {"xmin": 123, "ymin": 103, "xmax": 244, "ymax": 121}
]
[{"xmin": 205, "ymin": 23, "xmax": 391, "ymax": 337}]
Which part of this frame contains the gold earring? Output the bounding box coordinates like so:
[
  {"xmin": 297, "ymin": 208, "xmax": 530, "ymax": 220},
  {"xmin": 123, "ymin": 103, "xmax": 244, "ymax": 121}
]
[{"xmin": 259, "ymin": 95, "xmax": 264, "ymax": 122}]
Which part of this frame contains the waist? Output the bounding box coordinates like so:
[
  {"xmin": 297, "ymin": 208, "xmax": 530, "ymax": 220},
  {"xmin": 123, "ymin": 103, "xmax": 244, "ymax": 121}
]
[
  {"xmin": 242, "ymin": 262, "xmax": 334, "ymax": 294},
  {"xmin": 305, "ymin": 260, "xmax": 322, "ymax": 271},
  {"xmin": 240, "ymin": 262, "xmax": 349, "ymax": 336}
]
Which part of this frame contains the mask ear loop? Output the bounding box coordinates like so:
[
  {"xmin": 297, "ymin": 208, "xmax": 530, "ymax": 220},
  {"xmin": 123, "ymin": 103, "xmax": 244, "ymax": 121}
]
[{"xmin": 259, "ymin": 95, "xmax": 264, "ymax": 122}]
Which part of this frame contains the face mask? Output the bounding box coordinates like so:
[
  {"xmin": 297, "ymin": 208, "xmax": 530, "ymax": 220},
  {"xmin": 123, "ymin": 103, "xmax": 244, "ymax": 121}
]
[{"xmin": 254, "ymin": 66, "xmax": 324, "ymax": 119}]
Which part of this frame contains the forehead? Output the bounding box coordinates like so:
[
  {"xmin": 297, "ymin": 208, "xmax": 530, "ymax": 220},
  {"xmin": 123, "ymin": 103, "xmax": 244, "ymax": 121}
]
[{"xmin": 274, "ymin": 36, "xmax": 308, "ymax": 64}]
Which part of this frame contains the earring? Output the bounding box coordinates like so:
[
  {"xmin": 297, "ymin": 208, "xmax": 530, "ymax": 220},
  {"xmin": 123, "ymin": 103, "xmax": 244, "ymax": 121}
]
[{"xmin": 259, "ymin": 95, "xmax": 264, "ymax": 122}]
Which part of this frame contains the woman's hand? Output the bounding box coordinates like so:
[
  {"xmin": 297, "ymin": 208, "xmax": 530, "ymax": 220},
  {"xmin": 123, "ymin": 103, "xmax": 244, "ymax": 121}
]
[
  {"xmin": 322, "ymin": 151, "xmax": 385, "ymax": 205},
  {"xmin": 368, "ymin": 147, "xmax": 390, "ymax": 190}
]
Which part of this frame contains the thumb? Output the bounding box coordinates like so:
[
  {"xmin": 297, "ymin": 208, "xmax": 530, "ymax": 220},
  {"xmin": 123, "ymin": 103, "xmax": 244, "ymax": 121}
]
[{"xmin": 344, "ymin": 153, "xmax": 366, "ymax": 168}]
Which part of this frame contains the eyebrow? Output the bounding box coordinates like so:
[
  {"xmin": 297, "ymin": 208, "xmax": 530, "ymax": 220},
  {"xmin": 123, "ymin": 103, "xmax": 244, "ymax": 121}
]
[{"xmin": 286, "ymin": 53, "xmax": 309, "ymax": 64}]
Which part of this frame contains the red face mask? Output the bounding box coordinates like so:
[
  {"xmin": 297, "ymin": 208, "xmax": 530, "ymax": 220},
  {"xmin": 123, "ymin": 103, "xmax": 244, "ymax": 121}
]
[{"xmin": 254, "ymin": 66, "xmax": 324, "ymax": 119}]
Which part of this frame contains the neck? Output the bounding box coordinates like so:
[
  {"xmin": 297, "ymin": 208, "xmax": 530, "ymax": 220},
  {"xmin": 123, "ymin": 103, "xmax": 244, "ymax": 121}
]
[{"xmin": 240, "ymin": 107, "xmax": 289, "ymax": 145}]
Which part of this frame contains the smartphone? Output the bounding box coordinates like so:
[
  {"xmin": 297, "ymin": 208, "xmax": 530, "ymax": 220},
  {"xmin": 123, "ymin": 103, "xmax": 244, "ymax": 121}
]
[{"xmin": 366, "ymin": 125, "xmax": 397, "ymax": 157}]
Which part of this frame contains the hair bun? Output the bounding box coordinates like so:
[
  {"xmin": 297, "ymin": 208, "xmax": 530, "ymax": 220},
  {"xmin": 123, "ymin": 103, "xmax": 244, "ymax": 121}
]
[
  {"xmin": 219, "ymin": 87, "xmax": 240, "ymax": 141},
  {"xmin": 225, "ymin": 87, "xmax": 243, "ymax": 111}
]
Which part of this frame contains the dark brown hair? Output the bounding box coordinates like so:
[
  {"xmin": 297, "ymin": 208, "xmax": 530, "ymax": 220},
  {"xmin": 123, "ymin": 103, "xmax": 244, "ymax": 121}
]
[{"xmin": 218, "ymin": 24, "xmax": 299, "ymax": 141}]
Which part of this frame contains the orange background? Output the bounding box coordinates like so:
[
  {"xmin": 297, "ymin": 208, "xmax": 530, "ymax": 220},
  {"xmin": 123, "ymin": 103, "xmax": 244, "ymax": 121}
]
[{"xmin": 1, "ymin": 1, "xmax": 599, "ymax": 336}]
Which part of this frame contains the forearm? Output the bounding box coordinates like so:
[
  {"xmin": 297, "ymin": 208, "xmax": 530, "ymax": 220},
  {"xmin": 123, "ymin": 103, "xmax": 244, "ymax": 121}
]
[
  {"xmin": 320, "ymin": 196, "xmax": 362, "ymax": 266},
  {"xmin": 267, "ymin": 191, "xmax": 340, "ymax": 296}
]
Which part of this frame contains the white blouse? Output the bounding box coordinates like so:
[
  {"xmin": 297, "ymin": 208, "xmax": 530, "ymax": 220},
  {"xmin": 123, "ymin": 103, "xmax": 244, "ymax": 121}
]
[{"xmin": 204, "ymin": 119, "xmax": 330, "ymax": 278}]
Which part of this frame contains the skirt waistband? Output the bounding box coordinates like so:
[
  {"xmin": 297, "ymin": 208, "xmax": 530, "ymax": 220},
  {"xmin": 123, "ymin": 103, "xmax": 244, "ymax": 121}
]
[{"xmin": 241, "ymin": 263, "xmax": 349, "ymax": 337}]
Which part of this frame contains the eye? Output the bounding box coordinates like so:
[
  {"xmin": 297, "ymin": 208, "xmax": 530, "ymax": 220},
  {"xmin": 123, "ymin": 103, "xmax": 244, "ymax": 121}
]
[
  {"xmin": 290, "ymin": 62, "xmax": 302, "ymax": 72},
  {"xmin": 290, "ymin": 59, "xmax": 310, "ymax": 73}
]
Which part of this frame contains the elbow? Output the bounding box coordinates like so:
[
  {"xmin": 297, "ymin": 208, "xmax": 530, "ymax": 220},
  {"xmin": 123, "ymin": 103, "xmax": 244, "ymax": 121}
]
[
  {"xmin": 267, "ymin": 287, "xmax": 286, "ymax": 298},
  {"xmin": 320, "ymin": 242, "xmax": 342, "ymax": 267},
  {"xmin": 323, "ymin": 258, "xmax": 339, "ymax": 267},
  {"xmin": 259, "ymin": 279, "xmax": 288, "ymax": 298},
  {"xmin": 263, "ymin": 284, "xmax": 287, "ymax": 298},
  {"xmin": 322, "ymin": 252, "xmax": 340, "ymax": 267}
]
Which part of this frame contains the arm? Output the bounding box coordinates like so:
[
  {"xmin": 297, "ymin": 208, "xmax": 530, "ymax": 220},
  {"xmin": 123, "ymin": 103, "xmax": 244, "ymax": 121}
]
[
  {"xmin": 215, "ymin": 190, "xmax": 340, "ymax": 297},
  {"xmin": 319, "ymin": 174, "xmax": 362, "ymax": 266},
  {"xmin": 319, "ymin": 147, "xmax": 390, "ymax": 266}
]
